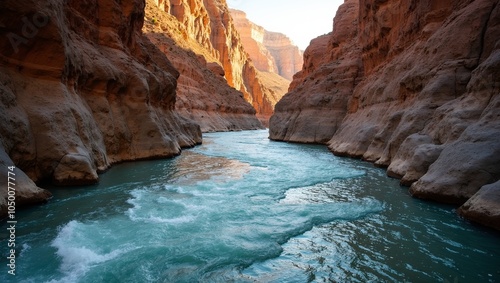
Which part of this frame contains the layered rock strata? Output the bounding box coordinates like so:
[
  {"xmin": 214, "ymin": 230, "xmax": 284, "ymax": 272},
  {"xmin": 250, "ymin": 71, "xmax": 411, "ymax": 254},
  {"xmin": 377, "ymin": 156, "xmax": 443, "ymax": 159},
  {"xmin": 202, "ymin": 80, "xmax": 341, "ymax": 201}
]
[
  {"xmin": 263, "ymin": 31, "xmax": 303, "ymax": 81},
  {"xmin": 153, "ymin": 0, "xmax": 286, "ymax": 119},
  {"xmin": 230, "ymin": 9, "xmax": 303, "ymax": 81},
  {"xmin": 269, "ymin": 0, "xmax": 500, "ymax": 230},
  {"xmin": 144, "ymin": 0, "xmax": 262, "ymax": 132}
]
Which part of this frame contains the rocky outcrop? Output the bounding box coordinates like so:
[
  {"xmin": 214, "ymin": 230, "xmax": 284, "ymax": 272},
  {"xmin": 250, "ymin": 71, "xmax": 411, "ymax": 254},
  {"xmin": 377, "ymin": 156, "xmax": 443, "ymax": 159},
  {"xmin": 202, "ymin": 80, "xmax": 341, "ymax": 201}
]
[
  {"xmin": 230, "ymin": 9, "xmax": 277, "ymax": 74},
  {"xmin": 0, "ymin": 146, "xmax": 52, "ymax": 217},
  {"xmin": 270, "ymin": 0, "xmax": 500, "ymax": 228},
  {"xmin": 153, "ymin": 0, "xmax": 286, "ymax": 120},
  {"xmin": 270, "ymin": 0, "xmax": 362, "ymax": 144},
  {"xmin": 144, "ymin": 0, "xmax": 262, "ymax": 132},
  {"xmin": 264, "ymin": 31, "xmax": 303, "ymax": 81},
  {"xmin": 228, "ymin": 9, "xmax": 294, "ymax": 124},
  {"xmin": 0, "ymin": 0, "xmax": 203, "ymax": 216},
  {"xmin": 251, "ymin": 71, "xmax": 290, "ymax": 126},
  {"xmin": 230, "ymin": 9, "xmax": 303, "ymax": 81},
  {"xmin": 242, "ymin": 63, "xmax": 290, "ymax": 125},
  {"xmin": 458, "ymin": 181, "xmax": 500, "ymax": 230}
]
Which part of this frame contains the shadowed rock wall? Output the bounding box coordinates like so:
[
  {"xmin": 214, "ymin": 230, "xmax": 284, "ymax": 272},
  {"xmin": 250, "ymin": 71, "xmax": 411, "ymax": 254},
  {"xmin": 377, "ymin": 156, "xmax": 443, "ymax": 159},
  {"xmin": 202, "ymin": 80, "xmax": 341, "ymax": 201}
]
[{"xmin": 270, "ymin": 0, "xmax": 500, "ymax": 230}]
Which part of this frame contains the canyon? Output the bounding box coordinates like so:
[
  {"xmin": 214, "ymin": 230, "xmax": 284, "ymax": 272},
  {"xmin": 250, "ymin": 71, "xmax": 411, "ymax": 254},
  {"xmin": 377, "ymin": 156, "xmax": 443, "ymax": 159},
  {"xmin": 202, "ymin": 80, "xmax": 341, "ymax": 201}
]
[
  {"xmin": 270, "ymin": 0, "xmax": 500, "ymax": 230},
  {"xmin": 144, "ymin": 0, "xmax": 263, "ymax": 132},
  {"xmin": 151, "ymin": 0, "xmax": 289, "ymax": 124},
  {"xmin": 0, "ymin": 0, "xmax": 498, "ymax": 233},
  {"xmin": 0, "ymin": 0, "xmax": 284, "ymax": 215},
  {"xmin": 230, "ymin": 9, "xmax": 303, "ymax": 81},
  {"xmin": 0, "ymin": 0, "xmax": 200, "ymax": 215}
]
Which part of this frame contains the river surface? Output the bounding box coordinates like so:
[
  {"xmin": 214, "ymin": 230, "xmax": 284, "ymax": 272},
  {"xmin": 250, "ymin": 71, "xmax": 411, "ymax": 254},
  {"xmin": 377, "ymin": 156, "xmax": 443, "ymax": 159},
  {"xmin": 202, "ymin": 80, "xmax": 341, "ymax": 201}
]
[{"xmin": 1, "ymin": 130, "xmax": 499, "ymax": 282}]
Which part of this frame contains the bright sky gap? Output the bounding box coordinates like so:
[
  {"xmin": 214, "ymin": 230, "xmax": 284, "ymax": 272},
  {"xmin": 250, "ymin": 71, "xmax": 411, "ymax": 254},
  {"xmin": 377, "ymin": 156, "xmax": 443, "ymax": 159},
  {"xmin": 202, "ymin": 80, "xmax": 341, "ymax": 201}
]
[{"xmin": 227, "ymin": 0, "xmax": 344, "ymax": 50}]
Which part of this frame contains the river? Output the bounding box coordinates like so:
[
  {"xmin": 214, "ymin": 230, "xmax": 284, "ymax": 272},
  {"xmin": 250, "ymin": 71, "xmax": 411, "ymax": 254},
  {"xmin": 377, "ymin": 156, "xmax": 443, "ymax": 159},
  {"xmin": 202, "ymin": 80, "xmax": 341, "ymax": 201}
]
[{"xmin": 1, "ymin": 130, "xmax": 499, "ymax": 282}]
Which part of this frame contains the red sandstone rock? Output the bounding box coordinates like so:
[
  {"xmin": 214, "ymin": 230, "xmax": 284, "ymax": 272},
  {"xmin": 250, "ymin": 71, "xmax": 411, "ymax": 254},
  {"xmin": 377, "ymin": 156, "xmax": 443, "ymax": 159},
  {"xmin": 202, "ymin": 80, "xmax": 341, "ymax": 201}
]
[
  {"xmin": 144, "ymin": 0, "xmax": 263, "ymax": 132},
  {"xmin": 0, "ymin": 0, "xmax": 202, "ymax": 215},
  {"xmin": 0, "ymin": 146, "xmax": 51, "ymax": 217},
  {"xmin": 153, "ymin": 0, "xmax": 286, "ymax": 121},
  {"xmin": 270, "ymin": 0, "xmax": 362, "ymax": 143},
  {"xmin": 230, "ymin": 9, "xmax": 278, "ymax": 74},
  {"xmin": 264, "ymin": 31, "xmax": 303, "ymax": 82},
  {"xmin": 269, "ymin": 0, "xmax": 500, "ymax": 229},
  {"xmin": 230, "ymin": 9, "xmax": 303, "ymax": 81}
]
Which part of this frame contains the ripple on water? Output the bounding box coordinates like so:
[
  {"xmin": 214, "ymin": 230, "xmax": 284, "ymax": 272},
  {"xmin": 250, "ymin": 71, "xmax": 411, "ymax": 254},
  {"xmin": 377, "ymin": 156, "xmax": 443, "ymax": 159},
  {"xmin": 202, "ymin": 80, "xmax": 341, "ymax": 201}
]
[{"xmin": 2, "ymin": 130, "xmax": 500, "ymax": 283}]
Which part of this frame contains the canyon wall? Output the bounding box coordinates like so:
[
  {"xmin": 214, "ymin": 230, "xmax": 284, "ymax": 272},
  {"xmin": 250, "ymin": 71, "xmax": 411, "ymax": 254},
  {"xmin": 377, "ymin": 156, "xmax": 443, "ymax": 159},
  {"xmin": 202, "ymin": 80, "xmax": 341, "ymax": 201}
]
[
  {"xmin": 152, "ymin": 0, "xmax": 286, "ymax": 120},
  {"xmin": 264, "ymin": 31, "xmax": 303, "ymax": 82},
  {"xmin": 0, "ymin": 0, "xmax": 265, "ymax": 216},
  {"xmin": 144, "ymin": 0, "xmax": 262, "ymax": 132},
  {"xmin": 230, "ymin": 9, "xmax": 303, "ymax": 81},
  {"xmin": 269, "ymin": 0, "xmax": 500, "ymax": 230},
  {"xmin": 230, "ymin": 9, "xmax": 277, "ymax": 74}
]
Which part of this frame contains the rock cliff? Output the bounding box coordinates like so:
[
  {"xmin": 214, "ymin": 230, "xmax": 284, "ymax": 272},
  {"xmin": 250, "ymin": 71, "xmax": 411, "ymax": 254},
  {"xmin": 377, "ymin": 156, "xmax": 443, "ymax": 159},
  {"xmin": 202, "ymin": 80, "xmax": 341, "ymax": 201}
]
[
  {"xmin": 152, "ymin": 0, "xmax": 287, "ymax": 120},
  {"xmin": 230, "ymin": 9, "xmax": 303, "ymax": 81},
  {"xmin": 0, "ymin": 0, "xmax": 242, "ymax": 216},
  {"xmin": 264, "ymin": 31, "xmax": 303, "ymax": 81},
  {"xmin": 144, "ymin": 0, "xmax": 262, "ymax": 132},
  {"xmin": 270, "ymin": 0, "xmax": 500, "ymax": 230},
  {"xmin": 0, "ymin": 0, "xmax": 201, "ymax": 169},
  {"xmin": 230, "ymin": 9, "xmax": 277, "ymax": 74}
]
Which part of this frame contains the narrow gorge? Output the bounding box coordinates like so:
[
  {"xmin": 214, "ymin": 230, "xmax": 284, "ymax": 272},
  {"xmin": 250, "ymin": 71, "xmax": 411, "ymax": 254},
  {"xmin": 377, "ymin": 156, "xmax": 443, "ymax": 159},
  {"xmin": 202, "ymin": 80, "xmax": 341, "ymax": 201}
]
[
  {"xmin": 1, "ymin": 0, "xmax": 500, "ymax": 281},
  {"xmin": 230, "ymin": 9, "xmax": 303, "ymax": 82},
  {"xmin": 0, "ymin": 0, "xmax": 498, "ymax": 233},
  {"xmin": 0, "ymin": 0, "xmax": 291, "ymax": 215},
  {"xmin": 270, "ymin": 0, "xmax": 500, "ymax": 230},
  {"xmin": 148, "ymin": 0, "xmax": 289, "ymax": 124}
]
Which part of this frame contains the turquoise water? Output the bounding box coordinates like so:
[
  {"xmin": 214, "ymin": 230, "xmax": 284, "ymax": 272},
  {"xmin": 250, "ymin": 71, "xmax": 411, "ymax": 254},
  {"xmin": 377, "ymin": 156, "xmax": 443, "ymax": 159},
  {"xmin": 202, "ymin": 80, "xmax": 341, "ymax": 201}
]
[{"xmin": 1, "ymin": 130, "xmax": 499, "ymax": 282}]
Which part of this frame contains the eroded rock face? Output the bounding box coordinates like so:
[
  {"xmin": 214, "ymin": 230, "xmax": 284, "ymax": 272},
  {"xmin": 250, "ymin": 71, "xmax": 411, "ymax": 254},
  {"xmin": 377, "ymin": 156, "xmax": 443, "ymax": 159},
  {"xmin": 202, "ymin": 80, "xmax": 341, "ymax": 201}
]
[
  {"xmin": 230, "ymin": 9, "xmax": 277, "ymax": 74},
  {"xmin": 230, "ymin": 9, "xmax": 303, "ymax": 81},
  {"xmin": 0, "ymin": 0, "xmax": 202, "ymax": 216},
  {"xmin": 154, "ymin": 0, "xmax": 286, "ymax": 119},
  {"xmin": 459, "ymin": 181, "xmax": 500, "ymax": 230},
  {"xmin": 270, "ymin": 0, "xmax": 362, "ymax": 144},
  {"xmin": 0, "ymin": 146, "xmax": 52, "ymax": 216},
  {"xmin": 144, "ymin": 0, "xmax": 262, "ymax": 132},
  {"xmin": 269, "ymin": 0, "xmax": 500, "ymax": 228},
  {"xmin": 264, "ymin": 31, "xmax": 303, "ymax": 81}
]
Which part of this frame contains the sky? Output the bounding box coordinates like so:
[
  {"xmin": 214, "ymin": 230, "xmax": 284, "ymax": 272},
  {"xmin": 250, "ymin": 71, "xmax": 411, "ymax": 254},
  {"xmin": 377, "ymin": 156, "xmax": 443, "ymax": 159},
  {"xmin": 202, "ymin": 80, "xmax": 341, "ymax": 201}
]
[{"xmin": 227, "ymin": 0, "xmax": 344, "ymax": 50}]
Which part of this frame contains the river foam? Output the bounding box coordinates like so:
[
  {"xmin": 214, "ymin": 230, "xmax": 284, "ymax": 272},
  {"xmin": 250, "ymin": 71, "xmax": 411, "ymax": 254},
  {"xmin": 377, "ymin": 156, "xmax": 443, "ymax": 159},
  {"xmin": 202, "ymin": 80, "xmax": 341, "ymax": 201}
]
[
  {"xmin": 49, "ymin": 220, "xmax": 135, "ymax": 283},
  {"xmin": 2, "ymin": 130, "xmax": 499, "ymax": 283}
]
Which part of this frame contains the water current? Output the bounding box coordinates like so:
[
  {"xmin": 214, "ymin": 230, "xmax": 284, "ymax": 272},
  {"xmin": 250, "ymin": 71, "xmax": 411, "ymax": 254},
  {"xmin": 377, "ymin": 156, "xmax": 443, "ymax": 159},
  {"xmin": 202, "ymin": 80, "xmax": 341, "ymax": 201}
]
[{"xmin": 1, "ymin": 130, "xmax": 499, "ymax": 282}]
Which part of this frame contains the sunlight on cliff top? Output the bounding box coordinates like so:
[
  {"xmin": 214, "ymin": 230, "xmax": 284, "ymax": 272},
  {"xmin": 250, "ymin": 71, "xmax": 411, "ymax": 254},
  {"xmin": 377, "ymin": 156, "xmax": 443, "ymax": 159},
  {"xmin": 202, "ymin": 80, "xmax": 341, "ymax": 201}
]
[{"xmin": 227, "ymin": 0, "xmax": 343, "ymax": 50}]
